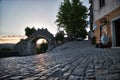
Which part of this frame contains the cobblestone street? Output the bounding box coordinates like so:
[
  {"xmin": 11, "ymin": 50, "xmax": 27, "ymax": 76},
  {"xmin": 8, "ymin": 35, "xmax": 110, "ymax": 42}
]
[{"xmin": 0, "ymin": 41, "xmax": 120, "ymax": 80}]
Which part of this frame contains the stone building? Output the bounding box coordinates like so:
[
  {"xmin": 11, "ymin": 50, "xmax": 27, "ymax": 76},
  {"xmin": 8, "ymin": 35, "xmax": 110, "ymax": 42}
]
[{"xmin": 89, "ymin": 0, "xmax": 120, "ymax": 48}]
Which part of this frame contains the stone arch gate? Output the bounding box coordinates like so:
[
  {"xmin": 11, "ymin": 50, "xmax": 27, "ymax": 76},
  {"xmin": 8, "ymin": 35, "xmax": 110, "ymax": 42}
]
[{"xmin": 13, "ymin": 28, "xmax": 55, "ymax": 56}]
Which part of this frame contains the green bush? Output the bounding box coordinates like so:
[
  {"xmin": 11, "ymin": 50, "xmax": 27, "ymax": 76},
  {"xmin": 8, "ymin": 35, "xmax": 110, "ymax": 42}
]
[
  {"xmin": 0, "ymin": 47, "xmax": 12, "ymax": 52},
  {"xmin": 25, "ymin": 27, "xmax": 36, "ymax": 37},
  {"xmin": 37, "ymin": 43, "xmax": 48, "ymax": 54},
  {"xmin": 55, "ymin": 32, "xmax": 64, "ymax": 42},
  {"xmin": 37, "ymin": 48, "xmax": 40, "ymax": 54}
]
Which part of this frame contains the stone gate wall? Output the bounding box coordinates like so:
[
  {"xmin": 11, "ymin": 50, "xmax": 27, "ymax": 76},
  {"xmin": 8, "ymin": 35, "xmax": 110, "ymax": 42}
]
[{"xmin": 13, "ymin": 28, "xmax": 55, "ymax": 56}]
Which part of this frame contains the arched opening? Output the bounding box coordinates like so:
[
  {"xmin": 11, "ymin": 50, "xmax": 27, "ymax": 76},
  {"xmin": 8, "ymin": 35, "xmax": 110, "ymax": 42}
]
[{"xmin": 36, "ymin": 38, "xmax": 48, "ymax": 54}]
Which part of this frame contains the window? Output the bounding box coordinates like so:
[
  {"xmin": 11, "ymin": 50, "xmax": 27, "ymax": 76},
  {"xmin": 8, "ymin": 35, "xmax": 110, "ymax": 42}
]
[{"xmin": 99, "ymin": 0, "xmax": 105, "ymax": 8}]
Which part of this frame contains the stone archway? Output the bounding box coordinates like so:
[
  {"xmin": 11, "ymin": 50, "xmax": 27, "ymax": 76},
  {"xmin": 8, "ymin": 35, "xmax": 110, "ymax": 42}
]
[
  {"xmin": 13, "ymin": 28, "xmax": 55, "ymax": 56},
  {"xmin": 36, "ymin": 38, "xmax": 48, "ymax": 53}
]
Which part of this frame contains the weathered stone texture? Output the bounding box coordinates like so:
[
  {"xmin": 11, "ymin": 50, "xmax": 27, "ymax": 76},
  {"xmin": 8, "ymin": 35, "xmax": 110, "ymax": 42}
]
[
  {"xmin": 13, "ymin": 28, "xmax": 55, "ymax": 55},
  {"xmin": 1, "ymin": 41, "xmax": 120, "ymax": 80}
]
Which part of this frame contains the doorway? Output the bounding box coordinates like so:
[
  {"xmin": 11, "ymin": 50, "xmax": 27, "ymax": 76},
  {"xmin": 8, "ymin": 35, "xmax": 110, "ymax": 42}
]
[{"xmin": 114, "ymin": 18, "xmax": 120, "ymax": 46}]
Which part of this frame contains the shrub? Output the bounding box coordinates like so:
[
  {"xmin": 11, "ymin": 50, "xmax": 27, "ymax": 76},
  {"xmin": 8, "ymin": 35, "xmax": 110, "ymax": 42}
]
[
  {"xmin": 37, "ymin": 43, "xmax": 48, "ymax": 54},
  {"xmin": 55, "ymin": 32, "xmax": 64, "ymax": 42},
  {"xmin": 0, "ymin": 47, "xmax": 12, "ymax": 52}
]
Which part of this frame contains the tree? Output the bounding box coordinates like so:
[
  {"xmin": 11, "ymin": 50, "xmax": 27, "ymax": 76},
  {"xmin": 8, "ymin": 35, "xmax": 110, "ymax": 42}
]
[
  {"xmin": 25, "ymin": 27, "xmax": 36, "ymax": 37},
  {"xmin": 55, "ymin": 31, "xmax": 64, "ymax": 42},
  {"xmin": 77, "ymin": 28, "xmax": 88, "ymax": 39},
  {"xmin": 56, "ymin": 0, "xmax": 71, "ymax": 31},
  {"xmin": 56, "ymin": 0, "xmax": 88, "ymax": 39}
]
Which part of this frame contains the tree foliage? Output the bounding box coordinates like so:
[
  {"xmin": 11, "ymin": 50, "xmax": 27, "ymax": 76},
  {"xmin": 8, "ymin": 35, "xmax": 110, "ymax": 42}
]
[
  {"xmin": 55, "ymin": 31, "xmax": 64, "ymax": 42},
  {"xmin": 25, "ymin": 27, "xmax": 36, "ymax": 37},
  {"xmin": 56, "ymin": 0, "xmax": 88, "ymax": 39}
]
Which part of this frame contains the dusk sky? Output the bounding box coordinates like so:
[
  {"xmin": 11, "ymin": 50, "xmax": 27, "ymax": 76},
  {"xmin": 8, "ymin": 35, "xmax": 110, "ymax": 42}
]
[{"xmin": 0, "ymin": 0, "xmax": 90, "ymax": 36}]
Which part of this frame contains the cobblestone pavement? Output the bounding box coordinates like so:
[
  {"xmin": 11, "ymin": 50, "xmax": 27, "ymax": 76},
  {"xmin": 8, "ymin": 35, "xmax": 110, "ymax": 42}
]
[{"xmin": 0, "ymin": 41, "xmax": 120, "ymax": 80}]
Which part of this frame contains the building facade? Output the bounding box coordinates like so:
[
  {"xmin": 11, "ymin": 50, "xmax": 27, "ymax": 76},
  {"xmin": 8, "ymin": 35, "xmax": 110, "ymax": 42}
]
[{"xmin": 89, "ymin": 0, "xmax": 120, "ymax": 47}]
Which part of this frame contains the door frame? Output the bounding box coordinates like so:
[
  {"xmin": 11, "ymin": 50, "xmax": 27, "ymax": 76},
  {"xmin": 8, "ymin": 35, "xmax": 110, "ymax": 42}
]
[{"xmin": 111, "ymin": 16, "xmax": 120, "ymax": 47}]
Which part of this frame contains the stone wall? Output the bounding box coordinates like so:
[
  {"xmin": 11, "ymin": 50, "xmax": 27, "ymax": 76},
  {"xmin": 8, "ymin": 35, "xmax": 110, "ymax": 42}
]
[
  {"xmin": 13, "ymin": 28, "xmax": 55, "ymax": 56},
  {"xmin": 93, "ymin": 0, "xmax": 120, "ymax": 21},
  {"xmin": 94, "ymin": 7, "xmax": 120, "ymax": 44},
  {"xmin": 13, "ymin": 39, "xmax": 28, "ymax": 56}
]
